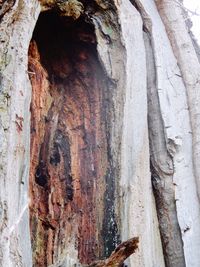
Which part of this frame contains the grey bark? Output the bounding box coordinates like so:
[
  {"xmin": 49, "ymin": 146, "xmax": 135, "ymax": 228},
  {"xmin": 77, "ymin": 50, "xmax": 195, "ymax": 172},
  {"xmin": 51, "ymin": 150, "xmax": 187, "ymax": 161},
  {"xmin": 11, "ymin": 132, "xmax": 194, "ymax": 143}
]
[{"xmin": 0, "ymin": 0, "xmax": 200, "ymax": 266}]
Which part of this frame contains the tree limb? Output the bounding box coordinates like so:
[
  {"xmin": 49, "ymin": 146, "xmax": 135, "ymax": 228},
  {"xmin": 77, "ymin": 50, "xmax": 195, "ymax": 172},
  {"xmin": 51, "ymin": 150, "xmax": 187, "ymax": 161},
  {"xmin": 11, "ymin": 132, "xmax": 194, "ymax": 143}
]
[{"xmin": 87, "ymin": 237, "xmax": 139, "ymax": 267}]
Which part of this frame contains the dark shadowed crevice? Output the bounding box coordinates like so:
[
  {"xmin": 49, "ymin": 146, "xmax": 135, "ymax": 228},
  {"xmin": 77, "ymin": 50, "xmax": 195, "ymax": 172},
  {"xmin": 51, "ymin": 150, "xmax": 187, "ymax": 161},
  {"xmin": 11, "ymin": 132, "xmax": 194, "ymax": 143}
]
[
  {"xmin": 102, "ymin": 168, "xmax": 120, "ymax": 258},
  {"xmin": 28, "ymin": 10, "xmax": 119, "ymax": 266}
]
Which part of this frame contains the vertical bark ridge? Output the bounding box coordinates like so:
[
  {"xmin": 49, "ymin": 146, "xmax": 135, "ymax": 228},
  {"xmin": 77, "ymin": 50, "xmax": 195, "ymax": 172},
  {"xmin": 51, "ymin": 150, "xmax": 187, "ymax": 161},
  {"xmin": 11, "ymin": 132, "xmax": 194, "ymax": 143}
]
[
  {"xmin": 144, "ymin": 30, "xmax": 186, "ymax": 267},
  {"xmin": 118, "ymin": 1, "xmax": 165, "ymax": 266},
  {"xmin": 155, "ymin": 0, "xmax": 200, "ymax": 206},
  {"xmin": 0, "ymin": 1, "xmax": 40, "ymax": 266},
  {"xmin": 130, "ymin": 0, "xmax": 186, "ymax": 265},
  {"xmin": 153, "ymin": 1, "xmax": 200, "ymax": 266}
]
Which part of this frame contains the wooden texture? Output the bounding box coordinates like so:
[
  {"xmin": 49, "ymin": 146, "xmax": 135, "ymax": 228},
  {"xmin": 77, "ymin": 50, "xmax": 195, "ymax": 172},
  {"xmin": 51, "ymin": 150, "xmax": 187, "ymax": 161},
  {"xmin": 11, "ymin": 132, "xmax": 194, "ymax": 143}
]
[
  {"xmin": 87, "ymin": 237, "xmax": 139, "ymax": 267},
  {"xmin": 29, "ymin": 11, "xmax": 119, "ymax": 266},
  {"xmin": 1, "ymin": 0, "xmax": 200, "ymax": 266}
]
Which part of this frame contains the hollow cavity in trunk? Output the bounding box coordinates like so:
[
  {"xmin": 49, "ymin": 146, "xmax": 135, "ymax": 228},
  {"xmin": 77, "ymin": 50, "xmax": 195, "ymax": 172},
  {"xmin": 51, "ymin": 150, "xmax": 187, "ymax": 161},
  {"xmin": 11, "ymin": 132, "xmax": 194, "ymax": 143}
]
[{"xmin": 28, "ymin": 11, "xmax": 119, "ymax": 266}]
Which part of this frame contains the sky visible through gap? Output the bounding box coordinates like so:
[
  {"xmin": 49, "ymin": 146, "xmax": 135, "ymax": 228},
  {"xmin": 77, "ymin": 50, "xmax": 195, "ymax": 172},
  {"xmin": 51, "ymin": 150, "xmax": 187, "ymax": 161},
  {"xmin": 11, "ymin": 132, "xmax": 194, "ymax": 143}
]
[{"xmin": 184, "ymin": 0, "xmax": 200, "ymax": 43}]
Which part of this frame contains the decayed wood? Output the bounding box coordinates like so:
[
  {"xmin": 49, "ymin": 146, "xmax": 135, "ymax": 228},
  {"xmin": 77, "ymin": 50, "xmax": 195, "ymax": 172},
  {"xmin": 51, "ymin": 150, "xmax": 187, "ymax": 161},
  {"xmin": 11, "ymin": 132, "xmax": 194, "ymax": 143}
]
[
  {"xmin": 87, "ymin": 237, "xmax": 139, "ymax": 267},
  {"xmin": 1, "ymin": 0, "xmax": 200, "ymax": 266},
  {"xmin": 29, "ymin": 10, "xmax": 118, "ymax": 265}
]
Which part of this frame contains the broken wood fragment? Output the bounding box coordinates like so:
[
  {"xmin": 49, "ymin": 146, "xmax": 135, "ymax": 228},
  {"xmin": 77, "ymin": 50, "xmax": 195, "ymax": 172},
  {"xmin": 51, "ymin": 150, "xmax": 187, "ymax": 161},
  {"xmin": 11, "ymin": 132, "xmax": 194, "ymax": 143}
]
[{"xmin": 87, "ymin": 237, "xmax": 139, "ymax": 267}]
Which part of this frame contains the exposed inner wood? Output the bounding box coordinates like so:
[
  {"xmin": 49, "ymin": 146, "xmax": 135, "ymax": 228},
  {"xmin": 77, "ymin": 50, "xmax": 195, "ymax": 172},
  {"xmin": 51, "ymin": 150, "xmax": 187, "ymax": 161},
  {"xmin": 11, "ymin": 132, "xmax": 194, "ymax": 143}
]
[{"xmin": 29, "ymin": 11, "xmax": 119, "ymax": 266}]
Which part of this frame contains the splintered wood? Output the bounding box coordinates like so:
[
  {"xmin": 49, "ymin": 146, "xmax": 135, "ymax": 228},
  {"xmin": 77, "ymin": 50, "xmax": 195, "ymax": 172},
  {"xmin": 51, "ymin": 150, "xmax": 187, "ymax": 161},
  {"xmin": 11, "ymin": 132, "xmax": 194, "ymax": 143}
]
[{"xmin": 87, "ymin": 237, "xmax": 139, "ymax": 267}]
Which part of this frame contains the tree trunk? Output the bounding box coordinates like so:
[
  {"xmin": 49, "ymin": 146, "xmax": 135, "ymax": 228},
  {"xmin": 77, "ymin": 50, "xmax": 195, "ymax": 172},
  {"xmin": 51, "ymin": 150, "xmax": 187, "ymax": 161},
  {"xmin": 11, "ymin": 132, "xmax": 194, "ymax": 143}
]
[{"xmin": 0, "ymin": 0, "xmax": 200, "ymax": 266}]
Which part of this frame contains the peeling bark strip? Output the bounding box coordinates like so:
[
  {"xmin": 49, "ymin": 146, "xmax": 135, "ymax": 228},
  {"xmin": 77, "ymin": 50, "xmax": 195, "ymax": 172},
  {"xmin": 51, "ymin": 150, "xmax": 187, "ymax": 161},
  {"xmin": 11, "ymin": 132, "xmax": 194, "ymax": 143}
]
[{"xmin": 29, "ymin": 9, "xmax": 119, "ymax": 266}]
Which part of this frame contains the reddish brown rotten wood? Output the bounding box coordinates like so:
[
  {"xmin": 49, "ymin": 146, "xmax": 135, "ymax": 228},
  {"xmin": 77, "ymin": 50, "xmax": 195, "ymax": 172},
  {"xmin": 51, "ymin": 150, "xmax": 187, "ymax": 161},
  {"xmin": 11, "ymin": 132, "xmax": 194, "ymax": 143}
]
[{"xmin": 29, "ymin": 11, "xmax": 119, "ymax": 266}]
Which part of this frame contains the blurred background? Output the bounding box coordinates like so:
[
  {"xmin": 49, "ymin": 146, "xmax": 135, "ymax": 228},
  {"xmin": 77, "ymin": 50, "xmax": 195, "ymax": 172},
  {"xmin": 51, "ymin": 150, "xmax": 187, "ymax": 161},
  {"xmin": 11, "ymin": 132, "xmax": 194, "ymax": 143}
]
[{"xmin": 184, "ymin": 0, "xmax": 200, "ymax": 43}]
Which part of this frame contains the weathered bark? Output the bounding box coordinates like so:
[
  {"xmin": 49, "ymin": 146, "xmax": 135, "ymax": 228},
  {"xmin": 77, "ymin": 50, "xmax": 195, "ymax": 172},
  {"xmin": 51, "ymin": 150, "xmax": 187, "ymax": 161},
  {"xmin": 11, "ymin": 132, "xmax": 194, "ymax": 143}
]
[
  {"xmin": 144, "ymin": 31, "xmax": 185, "ymax": 267},
  {"xmin": 0, "ymin": 1, "xmax": 40, "ymax": 266},
  {"xmin": 155, "ymin": 0, "xmax": 200, "ymax": 201},
  {"xmin": 154, "ymin": 1, "xmax": 200, "ymax": 266},
  {"xmin": 1, "ymin": 0, "xmax": 200, "ymax": 267}
]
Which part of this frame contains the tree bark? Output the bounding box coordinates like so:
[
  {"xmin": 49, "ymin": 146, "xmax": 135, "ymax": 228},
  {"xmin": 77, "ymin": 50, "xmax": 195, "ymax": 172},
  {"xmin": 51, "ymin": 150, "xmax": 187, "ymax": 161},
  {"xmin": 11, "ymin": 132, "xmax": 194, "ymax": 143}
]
[{"xmin": 0, "ymin": 0, "xmax": 200, "ymax": 267}]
